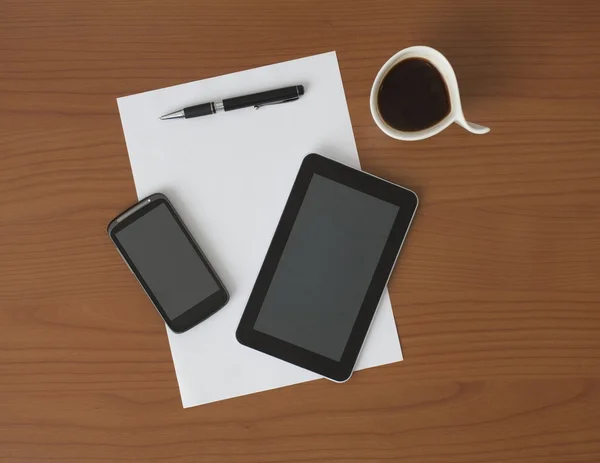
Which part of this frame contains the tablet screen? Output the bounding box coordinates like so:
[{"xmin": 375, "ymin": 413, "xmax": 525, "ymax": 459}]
[{"xmin": 253, "ymin": 174, "xmax": 399, "ymax": 361}]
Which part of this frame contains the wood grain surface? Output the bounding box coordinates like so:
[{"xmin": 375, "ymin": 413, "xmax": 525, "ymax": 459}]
[{"xmin": 1, "ymin": 0, "xmax": 600, "ymax": 461}]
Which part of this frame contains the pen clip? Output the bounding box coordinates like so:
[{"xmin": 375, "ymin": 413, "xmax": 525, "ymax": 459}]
[{"xmin": 254, "ymin": 96, "xmax": 299, "ymax": 110}]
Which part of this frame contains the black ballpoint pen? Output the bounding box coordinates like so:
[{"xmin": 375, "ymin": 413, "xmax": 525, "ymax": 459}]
[{"xmin": 159, "ymin": 85, "xmax": 304, "ymax": 120}]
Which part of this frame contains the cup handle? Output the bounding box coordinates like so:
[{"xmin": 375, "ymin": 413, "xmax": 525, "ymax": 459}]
[{"xmin": 455, "ymin": 117, "xmax": 490, "ymax": 135}]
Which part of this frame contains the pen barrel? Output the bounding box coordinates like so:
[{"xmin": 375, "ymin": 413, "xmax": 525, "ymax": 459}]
[
  {"xmin": 184, "ymin": 103, "xmax": 215, "ymax": 118},
  {"xmin": 223, "ymin": 86, "xmax": 303, "ymax": 111}
]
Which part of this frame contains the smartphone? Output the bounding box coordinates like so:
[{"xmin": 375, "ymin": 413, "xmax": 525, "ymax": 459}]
[{"xmin": 108, "ymin": 193, "xmax": 229, "ymax": 333}]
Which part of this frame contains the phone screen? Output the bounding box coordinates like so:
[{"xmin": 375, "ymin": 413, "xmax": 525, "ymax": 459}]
[{"xmin": 113, "ymin": 202, "xmax": 220, "ymax": 321}]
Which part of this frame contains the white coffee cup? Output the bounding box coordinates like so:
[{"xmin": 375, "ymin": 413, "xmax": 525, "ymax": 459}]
[{"xmin": 370, "ymin": 46, "xmax": 490, "ymax": 141}]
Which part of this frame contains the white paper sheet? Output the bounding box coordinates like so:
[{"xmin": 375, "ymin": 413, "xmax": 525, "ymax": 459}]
[{"xmin": 117, "ymin": 52, "xmax": 402, "ymax": 408}]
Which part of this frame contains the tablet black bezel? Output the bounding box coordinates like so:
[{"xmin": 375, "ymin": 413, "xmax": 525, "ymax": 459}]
[{"xmin": 236, "ymin": 154, "xmax": 418, "ymax": 381}]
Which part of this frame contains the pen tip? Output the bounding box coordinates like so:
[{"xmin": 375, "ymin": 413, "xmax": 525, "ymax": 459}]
[{"xmin": 158, "ymin": 110, "xmax": 185, "ymax": 120}]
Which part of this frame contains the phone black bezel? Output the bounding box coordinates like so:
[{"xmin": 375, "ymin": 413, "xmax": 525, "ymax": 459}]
[
  {"xmin": 108, "ymin": 193, "xmax": 229, "ymax": 333},
  {"xmin": 236, "ymin": 154, "xmax": 418, "ymax": 382}
]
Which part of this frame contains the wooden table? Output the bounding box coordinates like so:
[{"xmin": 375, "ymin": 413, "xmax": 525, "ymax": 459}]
[{"xmin": 2, "ymin": 1, "xmax": 600, "ymax": 461}]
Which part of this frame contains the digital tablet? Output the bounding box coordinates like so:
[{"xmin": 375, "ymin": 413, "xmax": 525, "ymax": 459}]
[{"xmin": 236, "ymin": 154, "xmax": 418, "ymax": 382}]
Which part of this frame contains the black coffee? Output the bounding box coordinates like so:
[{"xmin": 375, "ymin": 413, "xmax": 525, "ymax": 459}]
[{"xmin": 377, "ymin": 58, "xmax": 450, "ymax": 132}]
